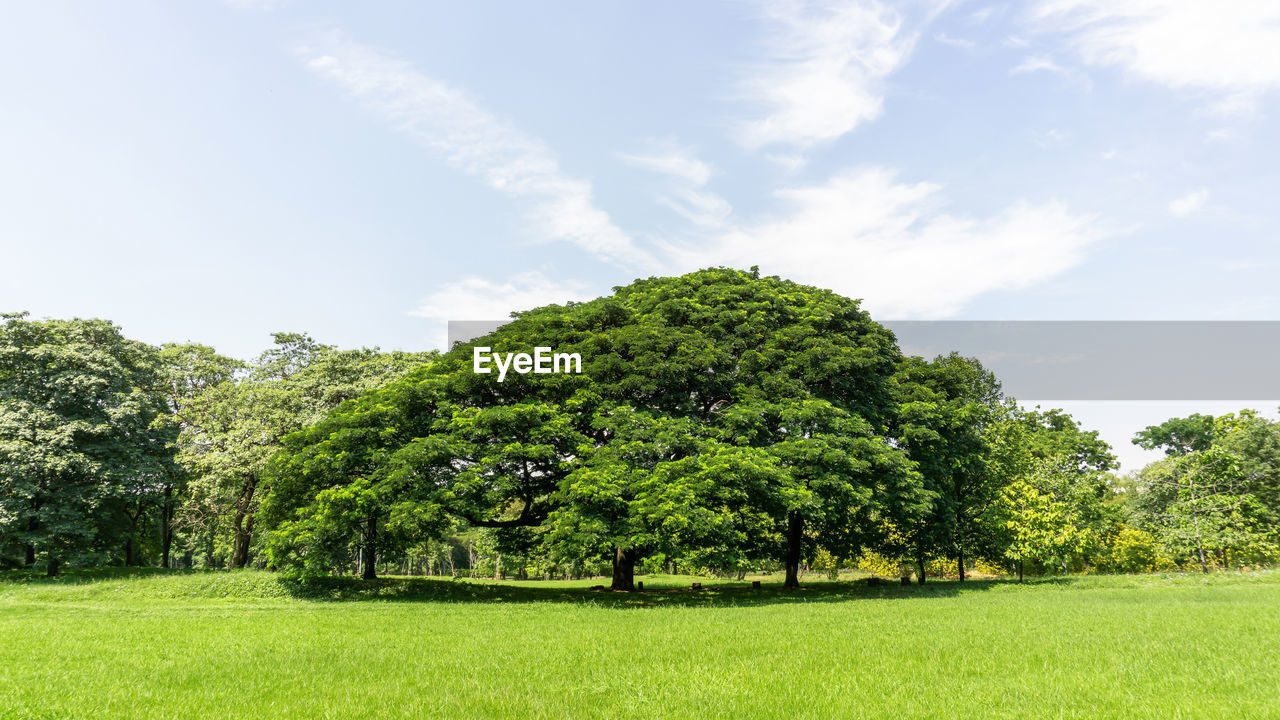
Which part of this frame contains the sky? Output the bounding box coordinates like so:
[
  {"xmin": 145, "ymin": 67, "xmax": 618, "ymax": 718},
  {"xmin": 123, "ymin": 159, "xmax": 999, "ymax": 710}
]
[{"xmin": 3, "ymin": 1, "xmax": 1280, "ymax": 471}]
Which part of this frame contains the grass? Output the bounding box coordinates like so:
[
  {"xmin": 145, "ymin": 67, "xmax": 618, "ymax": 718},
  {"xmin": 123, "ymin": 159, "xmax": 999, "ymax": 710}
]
[{"xmin": 1, "ymin": 569, "xmax": 1278, "ymax": 719}]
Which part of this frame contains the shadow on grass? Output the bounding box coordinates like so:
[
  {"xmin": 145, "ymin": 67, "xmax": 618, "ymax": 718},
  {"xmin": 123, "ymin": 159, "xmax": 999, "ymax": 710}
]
[
  {"xmin": 0, "ymin": 566, "xmax": 1038, "ymax": 608},
  {"xmin": 308, "ymin": 576, "xmax": 1021, "ymax": 608}
]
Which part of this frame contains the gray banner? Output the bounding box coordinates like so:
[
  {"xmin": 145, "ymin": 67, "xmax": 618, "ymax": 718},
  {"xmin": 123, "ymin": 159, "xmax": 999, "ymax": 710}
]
[{"xmin": 448, "ymin": 320, "xmax": 1280, "ymax": 400}]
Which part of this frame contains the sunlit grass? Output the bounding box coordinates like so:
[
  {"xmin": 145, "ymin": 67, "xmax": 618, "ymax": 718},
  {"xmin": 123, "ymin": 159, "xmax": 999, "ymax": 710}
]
[{"xmin": 1, "ymin": 569, "xmax": 1277, "ymax": 719}]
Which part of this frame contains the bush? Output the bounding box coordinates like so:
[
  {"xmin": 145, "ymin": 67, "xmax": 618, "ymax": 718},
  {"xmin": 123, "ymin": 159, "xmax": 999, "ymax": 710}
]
[{"xmin": 1099, "ymin": 526, "xmax": 1176, "ymax": 573}]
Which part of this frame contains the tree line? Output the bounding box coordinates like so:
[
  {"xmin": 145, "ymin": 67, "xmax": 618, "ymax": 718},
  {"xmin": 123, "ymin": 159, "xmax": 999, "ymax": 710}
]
[{"xmin": 2, "ymin": 269, "xmax": 1277, "ymax": 585}]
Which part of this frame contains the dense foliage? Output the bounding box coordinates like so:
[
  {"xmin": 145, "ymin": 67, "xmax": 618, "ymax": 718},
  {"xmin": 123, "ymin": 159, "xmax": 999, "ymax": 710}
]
[{"xmin": 3, "ymin": 269, "xmax": 1278, "ymax": 582}]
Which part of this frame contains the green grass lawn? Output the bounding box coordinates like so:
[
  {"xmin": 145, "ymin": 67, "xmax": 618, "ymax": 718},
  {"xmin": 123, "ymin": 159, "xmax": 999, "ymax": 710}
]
[{"xmin": 1, "ymin": 569, "xmax": 1278, "ymax": 719}]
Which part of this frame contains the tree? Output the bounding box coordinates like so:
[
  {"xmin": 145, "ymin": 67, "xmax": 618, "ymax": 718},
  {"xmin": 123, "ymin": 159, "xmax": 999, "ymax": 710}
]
[
  {"xmin": 996, "ymin": 479, "xmax": 1086, "ymax": 581},
  {"xmin": 1015, "ymin": 407, "xmax": 1120, "ymax": 570},
  {"xmin": 893, "ymin": 353, "xmax": 1010, "ymax": 583},
  {"xmin": 1133, "ymin": 414, "xmax": 1217, "ymax": 457},
  {"xmin": 1130, "ymin": 416, "xmax": 1280, "ymax": 571},
  {"xmin": 722, "ymin": 395, "xmax": 923, "ymax": 588},
  {"xmin": 1212, "ymin": 411, "xmax": 1280, "ymax": 524},
  {"xmin": 264, "ymin": 268, "xmax": 912, "ymax": 589},
  {"xmin": 261, "ymin": 369, "xmax": 448, "ymax": 579},
  {"xmin": 153, "ymin": 343, "xmax": 243, "ymax": 567},
  {"xmin": 1159, "ymin": 448, "xmax": 1277, "ymax": 571},
  {"xmin": 0, "ymin": 314, "xmax": 172, "ymax": 575},
  {"xmin": 178, "ymin": 333, "xmax": 433, "ymax": 569},
  {"xmin": 544, "ymin": 407, "xmax": 711, "ymax": 590}
]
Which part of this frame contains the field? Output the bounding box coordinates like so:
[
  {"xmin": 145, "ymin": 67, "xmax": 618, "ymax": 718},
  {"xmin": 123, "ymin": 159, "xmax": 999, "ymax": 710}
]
[{"xmin": 1, "ymin": 570, "xmax": 1278, "ymax": 720}]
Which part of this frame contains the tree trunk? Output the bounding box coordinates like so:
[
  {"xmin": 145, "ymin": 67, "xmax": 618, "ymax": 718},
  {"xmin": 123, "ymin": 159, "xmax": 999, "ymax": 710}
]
[
  {"xmin": 610, "ymin": 546, "xmax": 636, "ymax": 591},
  {"xmin": 124, "ymin": 501, "xmax": 141, "ymax": 566},
  {"xmin": 916, "ymin": 551, "xmax": 926, "ymax": 585},
  {"xmin": 784, "ymin": 512, "xmax": 804, "ymax": 589},
  {"xmin": 23, "ymin": 516, "xmax": 37, "ymax": 566},
  {"xmin": 1018, "ymin": 558, "xmax": 1024, "ymax": 583},
  {"xmin": 1187, "ymin": 476, "xmax": 1209, "ymax": 574},
  {"xmin": 957, "ymin": 549, "xmax": 965, "ymax": 583},
  {"xmin": 361, "ymin": 514, "xmax": 378, "ymax": 580},
  {"xmin": 231, "ymin": 476, "xmax": 257, "ymax": 570},
  {"xmin": 160, "ymin": 485, "xmax": 174, "ymax": 569},
  {"xmin": 46, "ymin": 556, "xmax": 59, "ymax": 577},
  {"xmin": 231, "ymin": 512, "xmax": 253, "ymax": 569}
]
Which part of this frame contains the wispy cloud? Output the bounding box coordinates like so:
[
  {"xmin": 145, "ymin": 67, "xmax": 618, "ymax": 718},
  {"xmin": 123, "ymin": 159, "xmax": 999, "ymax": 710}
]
[
  {"xmin": 411, "ymin": 271, "xmax": 595, "ymax": 347},
  {"xmin": 736, "ymin": 0, "xmax": 923, "ymax": 151},
  {"xmin": 1030, "ymin": 0, "xmax": 1280, "ymax": 114},
  {"xmin": 620, "ymin": 143, "xmax": 732, "ymax": 229},
  {"xmin": 299, "ymin": 37, "xmax": 655, "ymax": 270},
  {"xmin": 1010, "ymin": 55, "xmax": 1065, "ymax": 76},
  {"xmin": 1168, "ymin": 188, "xmax": 1209, "ymax": 217},
  {"xmin": 934, "ymin": 32, "xmax": 975, "ymax": 50},
  {"xmin": 1032, "ymin": 128, "xmax": 1068, "ymax": 147},
  {"xmin": 663, "ymin": 167, "xmax": 1105, "ymax": 318},
  {"xmin": 969, "ymin": 6, "xmax": 997, "ymax": 24},
  {"xmin": 618, "ymin": 148, "xmax": 712, "ymax": 187},
  {"xmin": 1010, "ymin": 54, "xmax": 1092, "ymax": 90}
]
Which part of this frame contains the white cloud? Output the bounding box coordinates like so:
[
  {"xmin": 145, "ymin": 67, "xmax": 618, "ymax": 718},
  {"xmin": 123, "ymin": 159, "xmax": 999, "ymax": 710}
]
[
  {"xmin": 934, "ymin": 32, "xmax": 975, "ymax": 50},
  {"xmin": 1168, "ymin": 188, "xmax": 1209, "ymax": 217},
  {"xmin": 970, "ymin": 6, "xmax": 997, "ymax": 25},
  {"xmin": 621, "ymin": 144, "xmax": 732, "ymax": 229},
  {"xmin": 1206, "ymin": 127, "xmax": 1236, "ymax": 143},
  {"xmin": 299, "ymin": 39, "xmax": 655, "ymax": 270},
  {"xmin": 1030, "ymin": 1, "xmax": 1280, "ymax": 113},
  {"xmin": 1032, "ymin": 128, "xmax": 1068, "ymax": 147},
  {"xmin": 662, "ymin": 167, "xmax": 1104, "ymax": 318},
  {"xmin": 411, "ymin": 271, "xmax": 595, "ymax": 348},
  {"xmin": 1010, "ymin": 55, "xmax": 1066, "ymax": 76},
  {"xmin": 765, "ymin": 153, "xmax": 809, "ymax": 174},
  {"xmin": 658, "ymin": 191, "xmax": 733, "ymax": 230},
  {"xmin": 618, "ymin": 149, "xmax": 712, "ymax": 187},
  {"xmin": 411, "ymin": 271, "xmax": 593, "ymax": 322},
  {"xmin": 1010, "ymin": 54, "xmax": 1092, "ymax": 90},
  {"xmin": 737, "ymin": 0, "xmax": 922, "ymax": 150}
]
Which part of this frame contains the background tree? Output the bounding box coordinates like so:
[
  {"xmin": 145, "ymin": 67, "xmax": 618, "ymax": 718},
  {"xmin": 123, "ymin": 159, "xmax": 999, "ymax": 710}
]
[
  {"xmin": 1128, "ymin": 413, "xmax": 1280, "ymax": 571},
  {"xmin": 1015, "ymin": 407, "xmax": 1120, "ymax": 570},
  {"xmin": 1133, "ymin": 413, "xmax": 1217, "ymax": 457},
  {"xmin": 893, "ymin": 353, "xmax": 1010, "ymax": 582},
  {"xmin": 1212, "ymin": 411, "xmax": 1280, "ymax": 524},
  {"xmin": 1159, "ymin": 448, "xmax": 1276, "ymax": 571},
  {"xmin": 153, "ymin": 343, "xmax": 242, "ymax": 567},
  {"xmin": 260, "ymin": 368, "xmax": 451, "ymax": 578},
  {"xmin": 177, "ymin": 333, "xmax": 433, "ymax": 569},
  {"xmin": 0, "ymin": 314, "xmax": 172, "ymax": 575},
  {"xmin": 996, "ymin": 479, "xmax": 1086, "ymax": 581}
]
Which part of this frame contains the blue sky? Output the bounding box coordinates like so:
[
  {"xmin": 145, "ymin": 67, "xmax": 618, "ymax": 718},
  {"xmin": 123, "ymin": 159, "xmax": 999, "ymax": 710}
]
[{"xmin": 3, "ymin": 1, "xmax": 1279, "ymax": 469}]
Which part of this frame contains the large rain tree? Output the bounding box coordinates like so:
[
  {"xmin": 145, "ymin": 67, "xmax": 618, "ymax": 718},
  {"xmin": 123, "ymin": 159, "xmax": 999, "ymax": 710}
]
[{"xmin": 262, "ymin": 268, "xmax": 918, "ymax": 590}]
